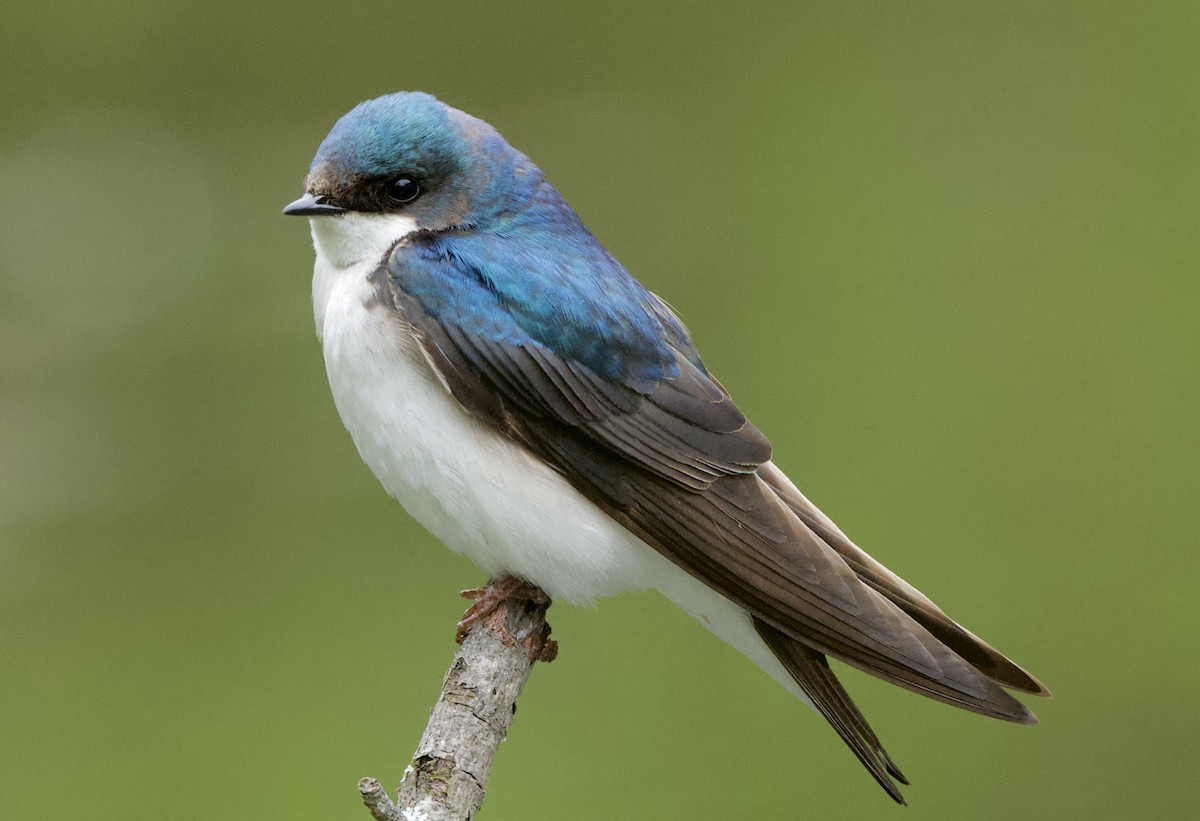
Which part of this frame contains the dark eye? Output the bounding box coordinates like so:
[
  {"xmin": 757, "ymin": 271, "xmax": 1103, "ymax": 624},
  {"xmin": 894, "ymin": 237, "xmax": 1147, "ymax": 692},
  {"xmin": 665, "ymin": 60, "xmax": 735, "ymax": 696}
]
[{"xmin": 385, "ymin": 176, "xmax": 421, "ymax": 204}]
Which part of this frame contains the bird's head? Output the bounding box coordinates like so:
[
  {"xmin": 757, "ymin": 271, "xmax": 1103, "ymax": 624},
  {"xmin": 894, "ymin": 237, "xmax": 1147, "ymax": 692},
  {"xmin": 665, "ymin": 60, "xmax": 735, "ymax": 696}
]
[{"xmin": 284, "ymin": 91, "xmax": 542, "ymax": 266}]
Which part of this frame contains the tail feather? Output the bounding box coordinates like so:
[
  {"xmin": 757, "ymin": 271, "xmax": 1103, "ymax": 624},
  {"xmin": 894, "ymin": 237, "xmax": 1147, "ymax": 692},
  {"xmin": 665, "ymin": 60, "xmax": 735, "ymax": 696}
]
[{"xmin": 755, "ymin": 617, "xmax": 909, "ymax": 804}]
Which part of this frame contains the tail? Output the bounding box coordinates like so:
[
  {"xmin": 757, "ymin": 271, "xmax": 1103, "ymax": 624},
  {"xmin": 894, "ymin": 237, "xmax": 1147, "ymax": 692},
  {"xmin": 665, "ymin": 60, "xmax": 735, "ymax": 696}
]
[
  {"xmin": 755, "ymin": 618, "xmax": 910, "ymax": 804},
  {"xmin": 750, "ymin": 462, "xmax": 1048, "ymax": 802}
]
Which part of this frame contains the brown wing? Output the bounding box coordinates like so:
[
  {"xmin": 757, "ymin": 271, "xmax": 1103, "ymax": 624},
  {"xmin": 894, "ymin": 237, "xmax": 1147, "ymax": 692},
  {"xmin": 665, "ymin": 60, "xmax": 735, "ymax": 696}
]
[
  {"xmin": 514, "ymin": 415, "xmax": 1039, "ymax": 723},
  {"xmin": 410, "ymin": 296, "xmax": 772, "ymax": 492},
  {"xmin": 380, "ymin": 262, "xmax": 1043, "ymax": 796}
]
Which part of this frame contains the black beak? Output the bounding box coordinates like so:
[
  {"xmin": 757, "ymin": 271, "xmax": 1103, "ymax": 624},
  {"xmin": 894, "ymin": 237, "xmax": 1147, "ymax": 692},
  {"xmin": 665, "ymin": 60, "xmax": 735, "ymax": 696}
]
[{"xmin": 282, "ymin": 193, "xmax": 347, "ymax": 216}]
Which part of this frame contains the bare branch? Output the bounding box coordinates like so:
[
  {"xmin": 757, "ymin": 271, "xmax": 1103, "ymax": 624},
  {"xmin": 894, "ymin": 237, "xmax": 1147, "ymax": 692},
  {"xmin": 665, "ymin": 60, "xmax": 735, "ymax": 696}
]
[
  {"xmin": 358, "ymin": 777, "xmax": 400, "ymax": 821},
  {"xmin": 360, "ymin": 580, "xmax": 556, "ymax": 821}
]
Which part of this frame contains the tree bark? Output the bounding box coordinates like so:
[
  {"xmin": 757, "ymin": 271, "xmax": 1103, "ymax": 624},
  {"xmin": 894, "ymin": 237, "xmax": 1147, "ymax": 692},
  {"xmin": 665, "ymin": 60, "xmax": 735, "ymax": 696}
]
[{"xmin": 359, "ymin": 581, "xmax": 556, "ymax": 821}]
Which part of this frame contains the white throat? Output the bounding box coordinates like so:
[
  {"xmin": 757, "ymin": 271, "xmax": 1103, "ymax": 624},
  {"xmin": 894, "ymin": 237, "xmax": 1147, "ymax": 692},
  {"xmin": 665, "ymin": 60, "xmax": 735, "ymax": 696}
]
[{"xmin": 309, "ymin": 212, "xmax": 420, "ymax": 338}]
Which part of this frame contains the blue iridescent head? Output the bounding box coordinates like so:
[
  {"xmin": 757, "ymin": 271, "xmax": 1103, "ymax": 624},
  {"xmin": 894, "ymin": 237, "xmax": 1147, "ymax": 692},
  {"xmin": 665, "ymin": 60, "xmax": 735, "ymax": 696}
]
[{"xmin": 287, "ymin": 91, "xmax": 543, "ymax": 231}]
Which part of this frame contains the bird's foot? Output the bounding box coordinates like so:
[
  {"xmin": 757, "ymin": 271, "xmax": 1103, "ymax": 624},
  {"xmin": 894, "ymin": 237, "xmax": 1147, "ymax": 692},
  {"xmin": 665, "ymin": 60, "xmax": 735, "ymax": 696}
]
[{"xmin": 457, "ymin": 576, "xmax": 557, "ymax": 662}]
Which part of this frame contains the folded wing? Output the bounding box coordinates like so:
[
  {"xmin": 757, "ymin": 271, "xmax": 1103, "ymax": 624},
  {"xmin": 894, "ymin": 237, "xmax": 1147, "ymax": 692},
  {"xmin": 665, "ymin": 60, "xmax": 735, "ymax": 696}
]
[{"xmin": 379, "ymin": 238, "xmax": 1046, "ymax": 800}]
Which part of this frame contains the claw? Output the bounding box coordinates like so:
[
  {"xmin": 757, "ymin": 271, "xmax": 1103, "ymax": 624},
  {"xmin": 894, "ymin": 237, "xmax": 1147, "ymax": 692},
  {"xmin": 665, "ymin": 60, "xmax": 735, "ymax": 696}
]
[{"xmin": 454, "ymin": 576, "xmax": 556, "ymax": 661}]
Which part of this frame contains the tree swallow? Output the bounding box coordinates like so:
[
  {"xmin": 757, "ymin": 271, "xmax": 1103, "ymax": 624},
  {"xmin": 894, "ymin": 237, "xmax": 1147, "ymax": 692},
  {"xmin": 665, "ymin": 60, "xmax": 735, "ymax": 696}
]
[{"xmin": 284, "ymin": 91, "xmax": 1048, "ymax": 803}]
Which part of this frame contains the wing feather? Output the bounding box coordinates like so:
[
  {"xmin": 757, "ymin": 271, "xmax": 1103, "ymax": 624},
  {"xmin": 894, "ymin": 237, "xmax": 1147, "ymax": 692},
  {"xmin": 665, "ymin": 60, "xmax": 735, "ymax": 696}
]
[{"xmin": 376, "ymin": 239, "xmax": 1041, "ymax": 740}]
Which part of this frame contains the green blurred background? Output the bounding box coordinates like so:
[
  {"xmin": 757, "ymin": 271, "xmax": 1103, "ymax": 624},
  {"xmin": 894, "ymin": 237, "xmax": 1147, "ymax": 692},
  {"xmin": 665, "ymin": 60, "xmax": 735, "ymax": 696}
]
[{"xmin": 2, "ymin": 2, "xmax": 1197, "ymax": 819}]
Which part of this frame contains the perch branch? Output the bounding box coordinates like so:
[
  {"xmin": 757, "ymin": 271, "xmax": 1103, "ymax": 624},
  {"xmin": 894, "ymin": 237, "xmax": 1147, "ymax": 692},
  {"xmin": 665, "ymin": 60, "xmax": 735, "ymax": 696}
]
[{"xmin": 359, "ymin": 579, "xmax": 557, "ymax": 821}]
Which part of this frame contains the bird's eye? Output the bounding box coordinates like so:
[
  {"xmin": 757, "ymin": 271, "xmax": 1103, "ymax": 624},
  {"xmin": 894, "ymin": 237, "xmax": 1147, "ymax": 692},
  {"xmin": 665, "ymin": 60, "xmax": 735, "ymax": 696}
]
[{"xmin": 385, "ymin": 177, "xmax": 421, "ymax": 205}]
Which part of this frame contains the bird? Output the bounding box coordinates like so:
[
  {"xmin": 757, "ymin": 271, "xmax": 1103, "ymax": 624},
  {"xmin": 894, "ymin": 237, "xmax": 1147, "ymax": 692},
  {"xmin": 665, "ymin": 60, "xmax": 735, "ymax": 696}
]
[{"xmin": 283, "ymin": 91, "xmax": 1048, "ymax": 803}]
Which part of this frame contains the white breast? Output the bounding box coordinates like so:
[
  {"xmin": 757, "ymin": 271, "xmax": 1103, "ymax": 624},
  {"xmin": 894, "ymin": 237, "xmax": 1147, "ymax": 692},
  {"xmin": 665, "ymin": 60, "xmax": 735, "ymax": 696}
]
[
  {"xmin": 307, "ymin": 213, "xmax": 810, "ymax": 706},
  {"xmin": 310, "ymin": 214, "xmax": 664, "ymax": 604}
]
